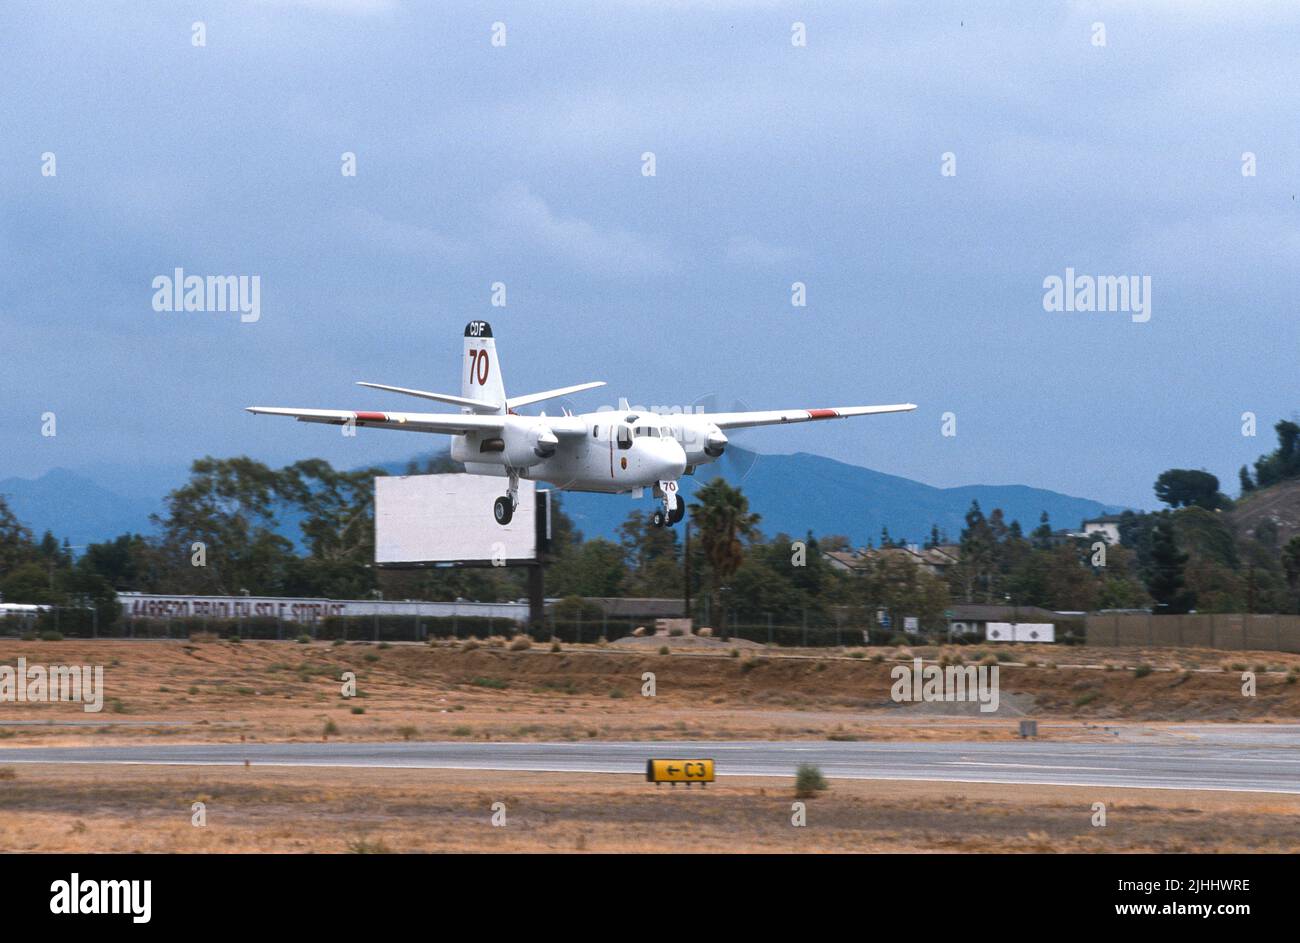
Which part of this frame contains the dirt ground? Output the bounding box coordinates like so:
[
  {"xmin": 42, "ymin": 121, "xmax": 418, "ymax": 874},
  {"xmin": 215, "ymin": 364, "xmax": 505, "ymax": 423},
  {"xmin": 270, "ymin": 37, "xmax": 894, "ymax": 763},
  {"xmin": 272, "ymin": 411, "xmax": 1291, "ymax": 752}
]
[
  {"xmin": 1, "ymin": 763, "xmax": 1296, "ymax": 853},
  {"xmin": 3, "ymin": 639, "xmax": 1297, "ymax": 853},
  {"xmin": 0, "ymin": 638, "xmax": 1296, "ymax": 747}
]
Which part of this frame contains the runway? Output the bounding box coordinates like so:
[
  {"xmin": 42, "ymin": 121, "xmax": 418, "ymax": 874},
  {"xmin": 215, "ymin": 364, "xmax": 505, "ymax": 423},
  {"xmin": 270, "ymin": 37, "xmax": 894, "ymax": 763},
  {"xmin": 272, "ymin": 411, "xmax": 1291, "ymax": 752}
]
[{"xmin": 2, "ymin": 730, "xmax": 1299, "ymax": 793}]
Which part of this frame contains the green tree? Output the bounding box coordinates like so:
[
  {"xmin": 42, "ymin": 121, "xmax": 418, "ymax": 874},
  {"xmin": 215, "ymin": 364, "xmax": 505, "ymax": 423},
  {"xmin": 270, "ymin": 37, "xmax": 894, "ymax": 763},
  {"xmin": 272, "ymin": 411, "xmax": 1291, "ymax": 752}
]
[
  {"xmin": 278, "ymin": 459, "xmax": 384, "ymax": 598},
  {"xmin": 0, "ymin": 495, "xmax": 36, "ymax": 580},
  {"xmin": 152, "ymin": 456, "xmax": 295, "ymax": 595},
  {"xmin": 689, "ymin": 479, "xmax": 760, "ymax": 634},
  {"xmin": 79, "ymin": 533, "xmax": 166, "ymax": 592},
  {"xmin": 1154, "ymin": 469, "xmax": 1223, "ymax": 510},
  {"xmin": 1254, "ymin": 420, "xmax": 1300, "ymax": 487},
  {"xmin": 617, "ymin": 510, "xmax": 681, "ymax": 597},
  {"xmin": 548, "ymin": 539, "xmax": 627, "ymax": 597},
  {"xmin": 1146, "ymin": 522, "xmax": 1193, "ymax": 614}
]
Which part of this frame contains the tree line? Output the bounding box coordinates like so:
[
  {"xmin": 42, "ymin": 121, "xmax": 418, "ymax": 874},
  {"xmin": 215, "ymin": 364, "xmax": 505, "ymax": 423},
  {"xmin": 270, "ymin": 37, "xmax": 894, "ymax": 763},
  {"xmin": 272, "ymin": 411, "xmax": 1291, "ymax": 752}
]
[{"xmin": 6, "ymin": 417, "xmax": 1300, "ymax": 633}]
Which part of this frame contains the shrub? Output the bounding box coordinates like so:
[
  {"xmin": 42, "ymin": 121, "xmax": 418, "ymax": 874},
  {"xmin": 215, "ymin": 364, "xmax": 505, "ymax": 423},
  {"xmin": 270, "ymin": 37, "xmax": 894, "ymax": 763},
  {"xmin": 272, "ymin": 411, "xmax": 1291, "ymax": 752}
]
[
  {"xmin": 398, "ymin": 725, "xmax": 417, "ymax": 740},
  {"xmin": 462, "ymin": 639, "xmax": 481, "ymax": 652},
  {"xmin": 297, "ymin": 634, "xmax": 312, "ymax": 644},
  {"xmin": 39, "ymin": 631, "xmax": 63, "ymax": 642},
  {"xmin": 470, "ymin": 677, "xmax": 508, "ymax": 689},
  {"xmin": 795, "ymin": 763, "xmax": 828, "ymax": 798},
  {"xmin": 350, "ymin": 705, "xmax": 365, "ymax": 715},
  {"xmin": 658, "ymin": 645, "xmax": 670, "ymax": 655},
  {"xmin": 1133, "ymin": 664, "xmax": 1153, "ymax": 678},
  {"xmin": 346, "ymin": 835, "xmax": 391, "ymax": 854},
  {"xmin": 509, "ymin": 635, "xmax": 532, "ymax": 651},
  {"xmin": 550, "ymin": 640, "xmax": 562, "ymax": 653},
  {"xmin": 323, "ymin": 718, "xmax": 339, "ymax": 737},
  {"xmin": 451, "ymin": 725, "xmax": 473, "ymax": 736}
]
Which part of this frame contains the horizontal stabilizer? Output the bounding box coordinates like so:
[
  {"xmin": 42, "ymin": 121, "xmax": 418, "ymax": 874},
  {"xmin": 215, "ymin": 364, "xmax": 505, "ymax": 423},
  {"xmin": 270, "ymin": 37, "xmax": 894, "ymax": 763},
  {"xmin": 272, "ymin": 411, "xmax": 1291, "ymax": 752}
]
[
  {"xmin": 507, "ymin": 381, "xmax": 606, "ymax": 410},
  {"xmin": 356, "ymin": 382, "xmax": 501, "ymax": 413}
]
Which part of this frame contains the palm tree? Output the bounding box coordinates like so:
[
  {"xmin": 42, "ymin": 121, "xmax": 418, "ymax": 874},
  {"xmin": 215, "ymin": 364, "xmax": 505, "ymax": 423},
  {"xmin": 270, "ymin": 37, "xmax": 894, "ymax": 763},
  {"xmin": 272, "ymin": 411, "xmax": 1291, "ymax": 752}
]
[{"xmin": 689, "ymin": 479, "xmax": 759, "ymax": 636}]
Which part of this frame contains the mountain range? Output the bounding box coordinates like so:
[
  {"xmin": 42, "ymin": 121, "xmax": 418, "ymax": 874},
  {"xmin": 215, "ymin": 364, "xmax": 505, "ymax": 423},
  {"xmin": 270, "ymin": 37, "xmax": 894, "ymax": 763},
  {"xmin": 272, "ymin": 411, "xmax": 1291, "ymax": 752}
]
[{"xmin": 1, "ymin": 449, "xmax": 1127, "ymax": 551}]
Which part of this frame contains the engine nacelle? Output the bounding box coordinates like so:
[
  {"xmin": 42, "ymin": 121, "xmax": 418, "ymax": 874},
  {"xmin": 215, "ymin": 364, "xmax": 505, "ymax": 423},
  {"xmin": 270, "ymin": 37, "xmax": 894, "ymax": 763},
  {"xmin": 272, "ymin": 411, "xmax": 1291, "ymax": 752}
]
[
  {"xmin": 502, "ymin": 416, "xmax": 558, "ymax": 467},
  {"xmin": 677, "ymin": 419, "xmax": 727, "ymax": 466}
]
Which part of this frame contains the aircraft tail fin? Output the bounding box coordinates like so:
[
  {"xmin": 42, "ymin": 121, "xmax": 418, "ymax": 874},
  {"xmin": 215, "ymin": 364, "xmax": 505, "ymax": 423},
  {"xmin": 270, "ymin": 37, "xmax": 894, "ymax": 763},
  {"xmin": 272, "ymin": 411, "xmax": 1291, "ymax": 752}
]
[{"xmin": 462, "ymin": 321, "xmax": 506, "ymax": 413}]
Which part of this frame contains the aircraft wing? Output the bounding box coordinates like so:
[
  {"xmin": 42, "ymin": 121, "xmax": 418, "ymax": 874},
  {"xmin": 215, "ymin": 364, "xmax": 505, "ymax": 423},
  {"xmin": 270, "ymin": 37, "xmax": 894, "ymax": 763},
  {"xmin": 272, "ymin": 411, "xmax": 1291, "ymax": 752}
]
[
  {"xmin": 246, "ymin": 406, "xmax": 506, "ymax": 435},
  {"xmin": 699, "ymin": 403, "xmax": 917, "ymax": 431}
]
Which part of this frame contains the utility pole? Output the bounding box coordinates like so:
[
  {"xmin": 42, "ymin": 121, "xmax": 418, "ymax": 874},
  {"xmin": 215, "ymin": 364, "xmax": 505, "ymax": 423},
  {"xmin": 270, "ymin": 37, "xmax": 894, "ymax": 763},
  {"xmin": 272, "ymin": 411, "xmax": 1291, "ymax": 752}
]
[{"xmin": 683, "ymin": 520, "xmax": 691, "ymax": 627}]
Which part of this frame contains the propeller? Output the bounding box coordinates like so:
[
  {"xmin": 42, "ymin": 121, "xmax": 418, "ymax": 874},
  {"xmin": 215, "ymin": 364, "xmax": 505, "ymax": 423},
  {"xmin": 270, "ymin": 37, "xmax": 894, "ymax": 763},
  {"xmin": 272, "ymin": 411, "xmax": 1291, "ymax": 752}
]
[{"xmin": 690, "ymin": 392, "xmax": 760, "ymax": 485}]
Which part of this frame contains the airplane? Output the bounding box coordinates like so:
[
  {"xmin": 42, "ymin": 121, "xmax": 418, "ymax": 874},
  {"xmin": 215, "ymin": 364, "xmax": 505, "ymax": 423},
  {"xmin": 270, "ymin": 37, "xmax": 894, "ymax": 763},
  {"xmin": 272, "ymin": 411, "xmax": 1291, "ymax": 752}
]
[{"xmin": 247, "ymin": 321, "xmax": 916, "ymax": 528}]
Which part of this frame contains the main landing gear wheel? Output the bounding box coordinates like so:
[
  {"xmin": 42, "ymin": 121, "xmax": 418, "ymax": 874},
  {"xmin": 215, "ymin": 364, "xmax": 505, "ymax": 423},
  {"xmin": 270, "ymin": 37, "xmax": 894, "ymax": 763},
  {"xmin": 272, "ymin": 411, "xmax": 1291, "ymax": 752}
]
[
  {"xmin": 669, "ymin": 501, "xmax": 685, "ymax": 526},
  {"xmin": 651, "ymin": 509, "xmax": 666, "ymax": 528},
  {"xmin": 494, "ymin": 496, "xmax": 514, "ymax": 525}
]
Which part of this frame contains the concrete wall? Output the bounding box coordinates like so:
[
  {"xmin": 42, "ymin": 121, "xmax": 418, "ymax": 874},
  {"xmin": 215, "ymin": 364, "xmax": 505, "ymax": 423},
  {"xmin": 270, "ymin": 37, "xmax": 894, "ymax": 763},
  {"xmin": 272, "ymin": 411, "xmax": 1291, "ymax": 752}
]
[{"xmin": 1086, "ymin": 613, "xmax": 1300, "ymax": 653}]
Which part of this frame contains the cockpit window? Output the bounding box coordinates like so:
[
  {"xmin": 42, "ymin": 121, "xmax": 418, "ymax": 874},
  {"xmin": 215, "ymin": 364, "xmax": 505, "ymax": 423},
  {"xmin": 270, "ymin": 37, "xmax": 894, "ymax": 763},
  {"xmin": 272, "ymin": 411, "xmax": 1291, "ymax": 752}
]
[{"xmin": 617, "ymin": 425, "xmax": 632, "ymax": 449}]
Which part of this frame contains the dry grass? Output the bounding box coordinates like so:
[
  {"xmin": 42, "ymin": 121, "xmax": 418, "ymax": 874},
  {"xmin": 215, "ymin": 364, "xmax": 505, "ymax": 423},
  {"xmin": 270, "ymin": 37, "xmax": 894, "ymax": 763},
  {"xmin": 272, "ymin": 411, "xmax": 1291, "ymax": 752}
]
[
  {"xmin": 0, "ymin": 639, "xmax": 1296, "ymax": 750},
  {"xmin": 0, "ymin": 763, "xmax": 1296, "ymax": 853}
]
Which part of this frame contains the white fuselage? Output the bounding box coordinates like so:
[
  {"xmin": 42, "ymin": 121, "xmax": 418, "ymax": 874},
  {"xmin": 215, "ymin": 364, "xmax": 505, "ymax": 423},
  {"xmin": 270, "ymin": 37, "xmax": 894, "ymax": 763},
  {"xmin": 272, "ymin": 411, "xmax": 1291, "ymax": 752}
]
[{"xmin": 451, "ymin": 409, "xmax": 709, "ymax": 494}]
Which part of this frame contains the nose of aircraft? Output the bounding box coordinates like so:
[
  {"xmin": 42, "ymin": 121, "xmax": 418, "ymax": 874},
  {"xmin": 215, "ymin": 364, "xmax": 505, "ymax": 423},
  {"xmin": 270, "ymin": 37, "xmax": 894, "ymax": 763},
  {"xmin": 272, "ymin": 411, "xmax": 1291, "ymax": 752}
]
[{"xmin": 654, "ymin": 437, "xmax": 688, "ymax": 480}]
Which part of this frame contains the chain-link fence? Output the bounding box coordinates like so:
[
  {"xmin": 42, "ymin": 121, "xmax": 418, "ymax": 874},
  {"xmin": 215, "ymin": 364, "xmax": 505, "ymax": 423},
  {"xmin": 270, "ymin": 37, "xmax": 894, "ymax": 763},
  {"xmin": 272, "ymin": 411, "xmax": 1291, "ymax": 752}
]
[{"xmin": 0, "ymin": 606, "xmax": 920, "ymax": 647}]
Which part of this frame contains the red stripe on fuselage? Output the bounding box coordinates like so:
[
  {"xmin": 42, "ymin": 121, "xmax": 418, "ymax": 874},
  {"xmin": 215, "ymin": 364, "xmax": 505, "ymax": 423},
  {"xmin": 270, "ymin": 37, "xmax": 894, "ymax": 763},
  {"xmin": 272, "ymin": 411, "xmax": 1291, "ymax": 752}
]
[
  {"xmin": 354, "ymin": 411, "xmax": 387, "ymax": 422},
  {"xmin": 807, "ymin": 409, "xmax": 838, "ymax": 419}
]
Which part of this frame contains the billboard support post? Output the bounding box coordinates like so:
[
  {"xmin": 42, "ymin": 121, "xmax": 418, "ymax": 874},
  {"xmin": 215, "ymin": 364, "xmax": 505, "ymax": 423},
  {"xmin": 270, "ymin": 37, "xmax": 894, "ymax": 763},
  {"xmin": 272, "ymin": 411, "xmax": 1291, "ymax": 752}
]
[{"xmin": 527, "ymin": 564, "xmax": 545, "ymax": 630}]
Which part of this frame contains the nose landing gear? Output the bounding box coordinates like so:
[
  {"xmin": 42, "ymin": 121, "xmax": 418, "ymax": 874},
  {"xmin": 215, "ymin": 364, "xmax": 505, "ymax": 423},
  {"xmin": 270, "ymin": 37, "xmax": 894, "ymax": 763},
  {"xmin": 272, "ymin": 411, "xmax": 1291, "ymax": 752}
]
[{"xmin": 651, "ymin": 480, "xmax": 685, "ymax": 528}]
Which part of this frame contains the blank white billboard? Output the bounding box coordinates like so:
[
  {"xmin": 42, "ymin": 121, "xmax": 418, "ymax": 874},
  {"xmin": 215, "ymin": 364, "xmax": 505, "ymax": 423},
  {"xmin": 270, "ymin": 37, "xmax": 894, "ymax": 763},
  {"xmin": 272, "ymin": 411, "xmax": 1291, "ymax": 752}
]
[{"xmin": 375, "ymin": 474, "xmax": 543, "ymax": 565}]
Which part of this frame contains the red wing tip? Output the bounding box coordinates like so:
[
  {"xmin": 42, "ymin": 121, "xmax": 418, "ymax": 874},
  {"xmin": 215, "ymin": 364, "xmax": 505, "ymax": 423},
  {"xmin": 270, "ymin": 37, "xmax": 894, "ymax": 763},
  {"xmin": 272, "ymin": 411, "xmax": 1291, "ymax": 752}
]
[
  {"xmin": 354, "ymin": 411, "xmax": 388, "ymax": 421},
  {"xmin": 806, "ymin": 408, "xmax": 838, "ymax": 419}
]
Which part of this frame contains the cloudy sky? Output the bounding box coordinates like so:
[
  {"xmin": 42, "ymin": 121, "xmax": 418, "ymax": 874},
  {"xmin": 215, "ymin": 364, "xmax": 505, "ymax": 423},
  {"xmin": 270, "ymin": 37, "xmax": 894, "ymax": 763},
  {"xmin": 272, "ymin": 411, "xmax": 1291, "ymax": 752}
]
[{"xmin": 2, "ymin": 0, "xmax": 1297, "ymax": 509}]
